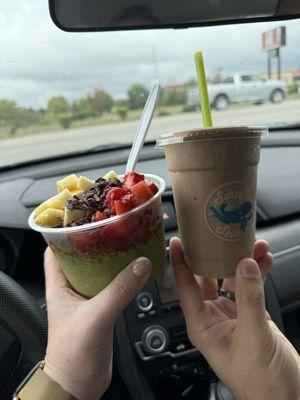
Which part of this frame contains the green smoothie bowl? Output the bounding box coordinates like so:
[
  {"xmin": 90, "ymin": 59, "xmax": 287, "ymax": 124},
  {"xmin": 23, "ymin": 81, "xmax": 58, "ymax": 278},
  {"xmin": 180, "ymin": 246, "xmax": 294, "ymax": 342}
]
[{"xmin": 28, "ymin": 173, "xmax": 166, "ymax": 298}]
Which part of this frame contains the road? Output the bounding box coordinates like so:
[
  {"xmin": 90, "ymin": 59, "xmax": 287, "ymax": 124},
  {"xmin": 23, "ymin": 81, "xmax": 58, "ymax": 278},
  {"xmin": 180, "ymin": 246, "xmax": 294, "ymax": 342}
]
[{"xmin": 1, "ymin": 99, "xmax": 299, "ymax": 167}]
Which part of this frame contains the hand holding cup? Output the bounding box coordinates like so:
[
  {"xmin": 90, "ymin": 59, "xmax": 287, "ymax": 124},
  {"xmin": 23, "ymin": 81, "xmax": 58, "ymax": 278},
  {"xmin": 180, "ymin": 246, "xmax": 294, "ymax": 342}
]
[{"xmin": 170, "ymin": 237, "xmax": 300, "ymax": 400}]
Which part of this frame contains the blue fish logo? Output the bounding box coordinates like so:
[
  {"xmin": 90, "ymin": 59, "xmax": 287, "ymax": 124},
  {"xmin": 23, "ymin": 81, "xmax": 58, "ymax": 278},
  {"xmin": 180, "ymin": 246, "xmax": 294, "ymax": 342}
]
[{"xmin": 209, "ymin": 201, "xmax": 252, "ymax": 232}]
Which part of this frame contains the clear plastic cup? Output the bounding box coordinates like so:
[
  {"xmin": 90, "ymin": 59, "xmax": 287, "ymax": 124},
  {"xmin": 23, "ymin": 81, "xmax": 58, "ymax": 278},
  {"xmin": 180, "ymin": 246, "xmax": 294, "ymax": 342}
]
[
  {"xmin": 157, "ymin": 126, "xmax": 268, "ymax": 278},
  {"xmin": 28, "ymin": 174, "xmax": 166, "ymax": 298}
]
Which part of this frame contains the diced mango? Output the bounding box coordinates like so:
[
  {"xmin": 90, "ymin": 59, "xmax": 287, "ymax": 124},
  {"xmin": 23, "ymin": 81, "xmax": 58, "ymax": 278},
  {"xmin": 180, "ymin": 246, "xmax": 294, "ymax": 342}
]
[
  {"xmin": 64, "ymin": 208, "xmax": 84, "ymax": 227},
  {"xmin": 70, "ymin": 189, "xmax": 84, "ymax": 197},
  {"xmin": 103, "ymin": 170, "xmax": 119, "ymax": 181},
  {"xmin": 34, "ymin": 208, "xmax": 64, "ymax": 227},
  {"xmin": 57, "ymin": 174, "xmax": 79, "ymax": 193},
  {"xmin": 63, "ymin": 208, "xmax": 92, "ymax": 227},
  {"xmin": 34, "ymin": 201, "xmax": 49, "ymax": 216},
  {"xmin": 34, "ymin": 189, "xmax": 73, "ymax": 216},
  {"xmin": 78, "ymin": 176, "xmax": 94, "ymax": 191}
]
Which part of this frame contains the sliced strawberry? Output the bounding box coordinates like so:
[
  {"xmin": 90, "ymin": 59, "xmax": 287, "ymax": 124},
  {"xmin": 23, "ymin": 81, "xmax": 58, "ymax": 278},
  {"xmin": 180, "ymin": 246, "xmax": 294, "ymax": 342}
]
[
  {"xmin": 118, "ymin": 215, "xmax": 140, "ymax": 241},
  {"xmin": 129, "ymin": 215, "xmax": 150, "ymax": 245},
  {"xmin": 105, "ymin": 187, "xmax": 128, "ymax": 214},
  {"xmin": 130, "ymin": 180, "xmax": 153, "ymax": 202},
  {"xmin": 99, "ymin": 218, "xmax": 132, "ymax": 251},
  {"xmin": 114, "ymin": 200, "xmax": 132, "ymax": 215},
  {"xmin": 124, "ymin": 171, "xmax": 144, "ymax": 189},
  {"xmin": 147, "ymin": 181, "xmax": 158, "ymax": 195},
  {"xmin": 125, "ymin": 215, "xmax": 140, "ymax": 233},
  {"xmin": 98, "ymin": 225, "xmax": 119, "ymax": 252},
  {"xmin": 115, "ymin": 192, "xmax": 140, "ymax": 215},
  {"xmin": 130, "ymin": 226, "xmax": 149, "ymax": 245},
  {"xmin": 94, "ymin": 210, "xmax": 107, "ymax": 221},
  {"xmin": 70, "ymin": 231, "xmax": 99, "ymax": 253},
  {"xmin": 123, "ymin": 193, "xmax": 138, "ymax": 207}
]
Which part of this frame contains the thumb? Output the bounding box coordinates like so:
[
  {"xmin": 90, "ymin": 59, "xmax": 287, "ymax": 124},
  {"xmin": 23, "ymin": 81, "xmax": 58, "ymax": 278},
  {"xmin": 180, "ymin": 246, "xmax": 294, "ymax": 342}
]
[
  {"xmin": 44, "ymin": 247, "xmax": 69, "ymax": 293},
  {"xmin": 90, "ymin": 257, "xmax": 152, "ymax": 325},
  {"xmin": 235, "ymin": 258, "xmax": 269, "ymax": 337}
]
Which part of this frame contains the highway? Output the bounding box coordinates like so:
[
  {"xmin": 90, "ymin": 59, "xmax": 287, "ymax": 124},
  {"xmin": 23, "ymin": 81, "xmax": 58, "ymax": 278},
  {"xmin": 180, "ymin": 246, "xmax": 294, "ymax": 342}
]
[{"xmin": 0, "ymin": 98, "xmax": 299, "ymax": 167}]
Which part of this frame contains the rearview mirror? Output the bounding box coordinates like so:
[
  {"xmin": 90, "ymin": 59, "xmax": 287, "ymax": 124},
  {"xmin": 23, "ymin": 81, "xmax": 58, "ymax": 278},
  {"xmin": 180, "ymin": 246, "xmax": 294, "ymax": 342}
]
[{"xmin": 49, "ymin": 0, "xmax": 300, "ymax": 32}]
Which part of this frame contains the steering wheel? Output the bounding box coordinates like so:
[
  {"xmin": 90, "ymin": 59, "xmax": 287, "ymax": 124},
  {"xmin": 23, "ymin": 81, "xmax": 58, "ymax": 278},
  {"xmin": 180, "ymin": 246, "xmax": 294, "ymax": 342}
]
[
  {"xmin": 0, "ymin": 271, "xmax": 47, "ymax": 400},
  {"xmin": 0, "ymin": 270, "xmax": 285, "ymax": 400}
]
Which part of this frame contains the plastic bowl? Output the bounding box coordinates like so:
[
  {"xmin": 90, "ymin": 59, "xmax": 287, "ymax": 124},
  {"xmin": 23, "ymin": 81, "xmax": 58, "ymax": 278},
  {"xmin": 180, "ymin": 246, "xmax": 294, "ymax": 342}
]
[{"xmin": 28, "ymin": 174, "xmax": 166, "ymax": 298}]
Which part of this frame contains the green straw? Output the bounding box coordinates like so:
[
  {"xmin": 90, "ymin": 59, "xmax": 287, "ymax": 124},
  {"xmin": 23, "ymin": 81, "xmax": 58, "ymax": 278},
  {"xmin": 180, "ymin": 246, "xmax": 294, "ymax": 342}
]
[{"xmin": 194, "ymin": 51, "xmax": 213, "ymax": 127}]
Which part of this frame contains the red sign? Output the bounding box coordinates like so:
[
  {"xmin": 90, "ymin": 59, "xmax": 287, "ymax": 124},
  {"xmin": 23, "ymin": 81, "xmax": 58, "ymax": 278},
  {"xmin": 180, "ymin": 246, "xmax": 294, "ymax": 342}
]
[{"xmin": 262, "ymin": 26, "xmax": 286, "ymax": 52}]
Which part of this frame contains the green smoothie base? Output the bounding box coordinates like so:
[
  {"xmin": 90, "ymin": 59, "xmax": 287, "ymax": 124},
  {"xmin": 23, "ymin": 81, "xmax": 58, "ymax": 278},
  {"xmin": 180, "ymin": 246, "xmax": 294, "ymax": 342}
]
[{"xmin": 50, "ymin": 227, "xmax": 166, "ymax": 298}]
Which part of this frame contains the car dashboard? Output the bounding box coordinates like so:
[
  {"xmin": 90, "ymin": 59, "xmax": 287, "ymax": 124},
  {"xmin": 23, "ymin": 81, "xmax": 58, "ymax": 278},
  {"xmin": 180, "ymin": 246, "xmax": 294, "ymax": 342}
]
[{"xmin": 0, "ymin": 130, "xmax": 300, "ymax": 399}]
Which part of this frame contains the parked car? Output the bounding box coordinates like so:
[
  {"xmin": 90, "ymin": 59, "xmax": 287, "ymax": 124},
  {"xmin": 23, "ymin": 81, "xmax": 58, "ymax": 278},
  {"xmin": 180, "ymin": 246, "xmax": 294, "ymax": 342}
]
[{"xmin": 187, "ymin": 73, "xmax": 287, "ymax": 110}]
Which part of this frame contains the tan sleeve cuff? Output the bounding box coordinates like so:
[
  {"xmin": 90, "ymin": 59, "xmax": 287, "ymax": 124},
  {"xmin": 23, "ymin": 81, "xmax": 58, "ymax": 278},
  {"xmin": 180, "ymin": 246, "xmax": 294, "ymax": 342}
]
[{"xmin": 14, "ymin": 368, "xmax": 77, "ymax": 400}]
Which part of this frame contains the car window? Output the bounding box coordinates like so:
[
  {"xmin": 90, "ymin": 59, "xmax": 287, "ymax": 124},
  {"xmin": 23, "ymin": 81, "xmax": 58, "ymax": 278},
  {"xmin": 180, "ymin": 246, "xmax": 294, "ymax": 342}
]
[
  {"xmin": 223, "ymin": 77, "xmax": 234, "ymax": 83},
  {"xmin": 0, "ymin": 2, "xmax": 299, "ymax": 167},
  {"xmin": 241, "ymin": 75, "xmax": 251, "ymax": 82},
  {"xmin": 241, "ymin": 75, "xmax": 263, "ymax": 82}
]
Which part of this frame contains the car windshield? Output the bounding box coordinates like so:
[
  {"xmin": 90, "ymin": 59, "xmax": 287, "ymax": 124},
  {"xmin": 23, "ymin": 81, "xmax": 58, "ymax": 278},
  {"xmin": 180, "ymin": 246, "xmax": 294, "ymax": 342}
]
[{"xmin": 0, "ymin": 2, "xmax": 300, "ymax": 167}]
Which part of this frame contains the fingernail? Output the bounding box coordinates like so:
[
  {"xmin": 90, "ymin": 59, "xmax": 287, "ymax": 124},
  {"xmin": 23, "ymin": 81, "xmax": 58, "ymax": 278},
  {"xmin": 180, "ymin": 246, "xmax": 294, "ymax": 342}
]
[
  {"xmin": 240, "ymin": 259, "xmax": 259, "ymax": 280},
  {"xmin": 132, "ymin": 257, "xmax": 152, "ymax": 277}
]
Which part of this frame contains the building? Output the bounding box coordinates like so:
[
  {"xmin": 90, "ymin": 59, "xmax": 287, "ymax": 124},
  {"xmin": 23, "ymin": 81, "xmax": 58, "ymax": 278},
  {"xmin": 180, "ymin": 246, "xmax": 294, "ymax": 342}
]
[{"xmin": 260, "ymin": 69, "xmax": 300, "ymax": 86}]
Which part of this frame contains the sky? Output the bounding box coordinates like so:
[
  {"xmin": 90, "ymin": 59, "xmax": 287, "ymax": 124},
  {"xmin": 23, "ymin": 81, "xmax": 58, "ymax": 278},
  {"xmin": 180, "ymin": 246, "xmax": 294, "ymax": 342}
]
[{"xmin": 1, "ymin": 1, "xmax": 300, "ymax": 109}]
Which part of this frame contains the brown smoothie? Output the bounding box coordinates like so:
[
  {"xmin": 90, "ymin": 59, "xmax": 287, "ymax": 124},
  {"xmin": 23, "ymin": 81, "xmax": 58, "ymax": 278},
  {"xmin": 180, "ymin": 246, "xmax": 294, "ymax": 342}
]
[{"xmin": 157, "ymin": 126, "xmax": 267, "ymax": 278}]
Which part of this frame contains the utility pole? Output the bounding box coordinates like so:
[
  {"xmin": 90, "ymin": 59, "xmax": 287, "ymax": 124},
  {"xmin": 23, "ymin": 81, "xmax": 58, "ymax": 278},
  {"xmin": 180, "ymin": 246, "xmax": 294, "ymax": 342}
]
[
  {"xmin": 268, "ymin": 53, "xmax": 271, "ymax": 79},
  {"xmin": 277, "ymin": 48, "xmax": 281, "ymax": 79}
]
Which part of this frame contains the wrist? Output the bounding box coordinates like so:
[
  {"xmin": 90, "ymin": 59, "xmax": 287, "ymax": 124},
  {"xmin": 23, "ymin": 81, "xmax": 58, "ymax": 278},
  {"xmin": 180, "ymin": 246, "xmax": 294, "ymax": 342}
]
[
  {"xmin": 43, "ymin": 363, "xmax": 96, "ymax": 400},
  {"xmin": 14, "ymin": 361, "xmax": 78, "ymax": 400},
  {"xmin": 232, "ymin": 385, "xmax": 300, "ymax": 400},
  {"xmin": 44, "ymin": 360, "xmax": 108, "ymax": 400}
]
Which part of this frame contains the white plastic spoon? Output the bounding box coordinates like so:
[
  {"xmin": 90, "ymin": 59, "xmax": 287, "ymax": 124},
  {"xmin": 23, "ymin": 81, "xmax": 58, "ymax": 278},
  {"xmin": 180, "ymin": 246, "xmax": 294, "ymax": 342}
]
[{"xmin": 125, "ymin": 82, "xmax": 161, "ymax": 173}]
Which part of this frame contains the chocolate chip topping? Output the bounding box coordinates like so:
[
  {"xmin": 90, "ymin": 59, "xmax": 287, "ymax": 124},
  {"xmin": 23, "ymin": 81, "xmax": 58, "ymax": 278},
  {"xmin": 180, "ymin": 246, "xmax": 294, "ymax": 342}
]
[{"xmin": 66, "ymin": 178, "xmax": 122, "ymax": 224}]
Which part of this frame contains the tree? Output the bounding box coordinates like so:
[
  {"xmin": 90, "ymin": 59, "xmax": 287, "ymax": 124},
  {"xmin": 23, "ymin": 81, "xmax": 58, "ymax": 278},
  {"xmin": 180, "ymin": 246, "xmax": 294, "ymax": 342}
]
[
  {"xmin": 47, "ymin": 96, "xmax": 72, "ymax": 129},
  {"xmin": 58, "ymin": 113, "xmax": 72, "ymax": 129},
  {"xmin": 114, "ymin": 99, "xmax": 129, "ymax": 108},
  {"xmin": 47, "ymin": 96, "xmax": 70, "ymax": 114},
  {"xmin": 21, "ymin": 108, "xmax": 42, "ymax": 126},
  {"xmin": 0, "ymin": 99, "xmax": 24, "ymax": 136},
  {"xmin": 116, "ymin": 106, "xmax": 128, "ymax": 121},
  {"xmin": 186, "ymin": 77, "xmax": 197, "ymax": 87},
  {"xmin": 127, "ymin": 84, "xmax": 149, "ymax": 109},
  {"xmin": 88, "ymin": 90, "xmax": 113, "ymax": 116},
  {"xmin": 71, "ymin": 98, "xmax": 93, "ymax": 120},
  {"xmin": 160, "ymin": 87, "xmax": 187, "ymax": 106}
]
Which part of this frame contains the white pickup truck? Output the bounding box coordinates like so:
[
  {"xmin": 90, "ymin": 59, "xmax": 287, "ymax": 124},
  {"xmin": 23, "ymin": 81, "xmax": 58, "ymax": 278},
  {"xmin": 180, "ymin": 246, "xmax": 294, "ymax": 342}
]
[{"xmin": 187, "ymin": 73, "xmax": 287, "ymax": 111}]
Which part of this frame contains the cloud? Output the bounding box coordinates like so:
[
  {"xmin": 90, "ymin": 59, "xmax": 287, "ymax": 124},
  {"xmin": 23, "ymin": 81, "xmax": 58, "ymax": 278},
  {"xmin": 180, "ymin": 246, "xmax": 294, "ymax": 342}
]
[{"xmin": 0, "ymin": 1, "xmax": 299, "ymax": 108}]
